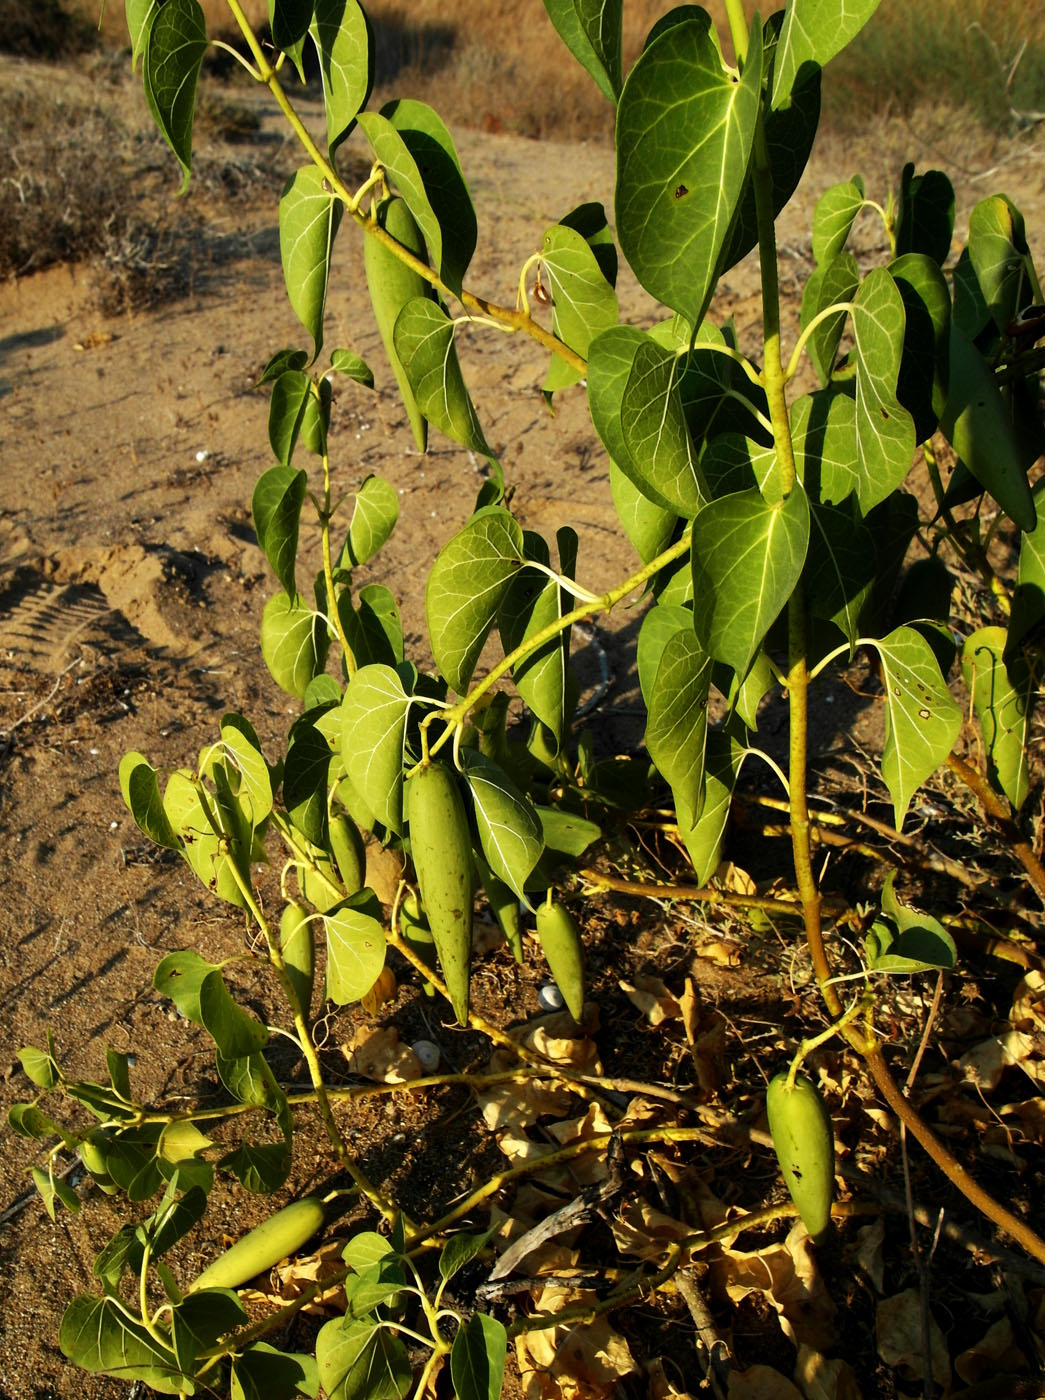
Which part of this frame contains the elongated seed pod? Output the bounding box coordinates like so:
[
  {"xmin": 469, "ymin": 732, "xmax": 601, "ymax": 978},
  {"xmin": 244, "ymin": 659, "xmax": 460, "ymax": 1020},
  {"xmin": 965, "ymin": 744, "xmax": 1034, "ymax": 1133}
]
[
  {"xmin": 766, "ymin": 1071, "xmax": 835, "ymax": 1243},
  {"xmin": 535, "ymin": 900, "xmax": 585, "ymax": 1022},
  {"xmin": 399, "ymin": 892, "xmax": 437, "ymax": 995},
  {"xmin": 279, "ymin": 901, "xmax": 315, "ymax": 1018},
  {"xmin": 364, "ymin": 196, "xmax": 430, "ymax": 453},
  {"xmin": 187, "ymin": 1197, "xmax": 326, "ymax": 1294},
  {"xmin": 328, "ymin": 811, "xmax": 366, "ymax": 896},
  {"xmin": 407, "ymin": 762, "xmax": 474, "ymax": 1025},
  {"xmin": 475, "ymin": 853, "xmax": 523, "ymax": 963},
  {"xmin": 79, "ymin": 1135, "xmax": 119, "ymax": 1195}
]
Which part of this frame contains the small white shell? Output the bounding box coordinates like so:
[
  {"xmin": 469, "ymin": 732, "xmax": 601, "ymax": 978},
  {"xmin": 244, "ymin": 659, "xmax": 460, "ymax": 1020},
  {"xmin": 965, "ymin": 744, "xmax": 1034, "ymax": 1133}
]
[
  {"xmin": 538, "ymin": 983, "xmax": 565, "ymax": 1012},
  {"xmin": 411, "ymin": 1039, "xmax": 440, "ymax": 1073}
]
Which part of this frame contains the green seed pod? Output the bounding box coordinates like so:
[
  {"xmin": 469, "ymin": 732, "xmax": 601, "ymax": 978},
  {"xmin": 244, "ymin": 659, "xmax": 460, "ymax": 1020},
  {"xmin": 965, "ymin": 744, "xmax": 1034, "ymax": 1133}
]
[
  {"xmin": 535, "ymin": 900, "xmax": 585, "ymax": 1021},
  {"xmin": 279, "ymin": 901, "xmax": 315, "ymax": 1018},
  {"xmin": 406, "ymin": 761, "xmax": 474, "ymax": 1025},
  {"xmin": 328, "ymin": 811, "xmax": 366, "ymax": 896},
  {"xmin": 766, "ymin": 1071, "xmax": 835, "ymax": 1243},
  {"xmin": 399, "ymin": 892, "xmax": 437, "ymax": 996},
  {"xmin": 474, "ymin": 852, "xmax": 523, "ymax": 963},
  {"xmin": 364, "ymin": 196, "xmax": 430, "ymax": 453},
  {"xmin": 78, "ymin": 1135, "xmax": 120, "ymax": 1195},
  {"xmin": 187, "ymin": 1196, "xmax": 326, "ymax": 1294}
]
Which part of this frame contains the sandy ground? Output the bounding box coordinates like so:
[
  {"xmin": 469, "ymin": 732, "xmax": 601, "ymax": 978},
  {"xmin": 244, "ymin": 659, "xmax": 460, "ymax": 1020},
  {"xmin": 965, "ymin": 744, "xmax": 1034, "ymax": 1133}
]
[{"xmin": 1, "ymin": 53, "xmax": 1044, "ymax": 1398}]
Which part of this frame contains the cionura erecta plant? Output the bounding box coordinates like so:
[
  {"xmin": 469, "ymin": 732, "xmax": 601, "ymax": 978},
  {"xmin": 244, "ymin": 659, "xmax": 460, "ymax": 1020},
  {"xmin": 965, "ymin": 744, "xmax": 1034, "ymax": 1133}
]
[{"xmin": 11, "ymin": 0, "xmax": 1045, "ymax": 1394}]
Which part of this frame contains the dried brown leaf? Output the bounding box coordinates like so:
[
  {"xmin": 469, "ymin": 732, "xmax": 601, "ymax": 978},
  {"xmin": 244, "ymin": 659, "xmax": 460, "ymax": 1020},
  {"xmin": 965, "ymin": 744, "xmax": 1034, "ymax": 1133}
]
[
  {"xmin": 955, "ymin": 1315, "xmax": 1027, "ymax": 1384},
  {"xmin": 875, "ymin": 1289, "xmax": 949, "ymax": 1385},
  {"xmin": 515, "ymin": 1286, "xmax": 638, "ymax": 1399},
  {"xmin": 794, "ymin": 1344, "xmax": 864, "ymax": 1400},
  {"xmin": 959, "ymin": 1029, "xmax": 1041, "ymax": 1092},
  {"xmin": 341, "ymin": 1025, "xmax": 422, "ymax": 1082},
  {"xmin": 1011, "ymin": 969, "xmax": 1045, "ymax": 1032},
  {"xmin": 712, "ymin": 1223, "xmax": 837, "ymax": 1351},
  {"xmin": 697, "ymin": 936, "xmax": 744, "ymax": 967},
  {"xmin": 854, "ymin": 1218, "xmax": 886, "ymax": 1295},
  {"xmin": 726, "ymin": 1365, "xmax": 804, "ymax": 1398},
  {"xmin": 619, "ymin": 975, "xmax": 682, "ymax": 1025},
  {"xmin": 360, "ymin": 965, "xmax": 397, "ymax": 1015}
]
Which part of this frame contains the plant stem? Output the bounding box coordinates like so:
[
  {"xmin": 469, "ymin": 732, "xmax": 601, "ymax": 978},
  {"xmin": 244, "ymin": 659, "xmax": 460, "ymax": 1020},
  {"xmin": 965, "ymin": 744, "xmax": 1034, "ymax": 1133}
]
[
  {"xmin": 428, "ymin": 529, "xmax": 692, "ymax": 749},
  {"xmin": 580, "ymin": 868, "xmax": 844, "ymax": 919},
  {"xmin": 747, "ymin": 97, "xmax": 834, "ymax": 1010},
  {"xmin": 223, "ymin": 859, "xmax": 398, "ymax": 1223},
  {"xmin": 864, "ymin": 1046, "xmax": 1045, "ymax": 1266},
  {"xmin": 946, "ymin": 751, "xmax": 1045, "ymax": 902},
  {"xmin": 319, "ymin": 448, "xmax": 356, "ymax": 675},
  {"xmin": 751, "ymin": 114, "xmax": 798, "ymax": 501},
  {"xmin": 224, "ymin": 0, "xmax": 585, "ymax": 374}
]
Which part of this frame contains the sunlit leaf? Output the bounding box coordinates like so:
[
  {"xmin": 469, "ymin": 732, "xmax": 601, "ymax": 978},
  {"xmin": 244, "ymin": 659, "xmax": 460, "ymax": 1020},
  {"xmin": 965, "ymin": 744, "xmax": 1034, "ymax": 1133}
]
[
  {"xmin": 347, "ymin": 475, "xmax": 399, "ymax": 567},
  {"xmin": 221, "ymin": 713, "xmax": 273, "ymax": 824},
  {"xmin": 120, "ymin": 751, "xmax": 180, "ymax": 850},
  {"xmin": 850, "ymin": 268, "xmax": 916, "ymax": 513},
  {"xmin": 866, "ymin": 872, "xmax": 957, "ymax": 973},
  {"xmin": 261, "ymin": 591, "xmax": 329, "ymax": 700},
  {"xmin": 142, "ymin": 0, "xmax": 207, "ymax": 192},
  {"xmin": 620, "ymin": 338, "xmax": 706, "ymax": 515},
  {"xmin": 316, "ymin": 1316, "xmax": 411, "ymax": 1400},
  {"xmin": 154, "ymin": 949, "xmax": 219, "ymax": 1024},
  {"xmin": 359, "ymin": 101, "xmax": 476, "ymax": 294},
  {"xmin": 425, "ymin": 508, "xmax": 524, "ymax": 694},
  {"xmin": 616, "ymin": 14, "xmax": 761, "ymax": 326},
  {"xmin": 393, "ymin": 298, "xmax": 492, "ymax": 454},
  {"xmin": 450, "ymin": 1314, "xmax": 507, "ymax": 1400},
  {"xmin": 329, "ymin": 347, "xmax": 374, "ymax": 387},
  {"xmin": 461, "ymin": 750, "xmax": 544, "ymax": 900},
  {"xmin": 310, "ymin": 0, "xmax": 372, "ymax": 154},
  {"xmin": 692, "ymin": 487, "xmax": 810, "ymax": 678},
  {"xmin": 541, "ymin": 0, "xmax": 623, "ymax": 101},
  {"xmin": 324, "ymin": 893, "xmax": 386, "ymax": 1004},
  {"xmin": 253, "ymin": 464, "xmax": 308, "ymax": 598},
  {"xmin": 800, "ymin": 252, "xmax": 857, "ymax": 387},
  {"xmin": 811, "ymin": 177, "xmax": 865, "ymax": 264},
  {"xmin": 869, "ymin": 625, "xmax": 962, "ymax": 829},
  {"xmin": 60, "ymin": 1296, "xmax": 183, "ymax": 1392},
  {"xmin": 539, "ymin": 222, "xmax": 619, "ymax": 394},
  {"xmin": 962, "ymin": 626, "xmax": 1033, "ymax": 812},
  {"xmin": 341, "ymin": 664, "xmax": 412, "ymax": 833},
  {"xmin": 280, "ymin": 166, "xmax": 343, "ymax": 360},
  {"xmin": 772, "ymin": 0, "xmax": 883, "ymax": 108}
]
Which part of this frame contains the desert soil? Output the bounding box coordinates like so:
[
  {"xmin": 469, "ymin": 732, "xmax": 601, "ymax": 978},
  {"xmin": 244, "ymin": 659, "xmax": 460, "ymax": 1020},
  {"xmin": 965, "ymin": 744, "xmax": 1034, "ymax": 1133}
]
[{"xmin": 1, "ymin": 48, "xmax": 1045, "ymax": 1400}]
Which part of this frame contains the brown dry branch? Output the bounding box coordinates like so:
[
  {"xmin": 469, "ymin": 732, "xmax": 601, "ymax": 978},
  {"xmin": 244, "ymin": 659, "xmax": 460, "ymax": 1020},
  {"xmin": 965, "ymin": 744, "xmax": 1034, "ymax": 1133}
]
[{"xmin": 947, "ymin": 752, "xmax": 1045, "ymax": 904}]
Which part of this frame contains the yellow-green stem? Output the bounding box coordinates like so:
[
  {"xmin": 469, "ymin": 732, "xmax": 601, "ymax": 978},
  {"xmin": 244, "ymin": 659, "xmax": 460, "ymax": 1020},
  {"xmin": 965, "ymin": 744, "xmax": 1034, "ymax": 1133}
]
[
  {"xmin": 319, "ymin": 447, "xmax": 356, "ymax": 674},
  {"xmin": 222, "ymin": 857, "xmax": 398, "ymax": 1223},
  {"xmin": 747, "ymin": 92, "xmax": 833, "ymax": 1009},
  {"xmin": 427, "ymin": 528, "xmax": 692, "ymax": 753},
  {"xmin": 226, "ymin": 0, "xmax": 585, "ymax": 373}
]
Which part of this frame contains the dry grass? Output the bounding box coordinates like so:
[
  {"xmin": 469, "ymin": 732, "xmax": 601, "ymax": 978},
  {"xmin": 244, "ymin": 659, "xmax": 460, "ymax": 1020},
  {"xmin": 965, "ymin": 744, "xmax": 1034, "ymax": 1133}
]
[
  {"xmin": 43, "ymin": 1, "xmax": 1045, "ymax": 139},
  {"xmin": 826, "ymin": 0, "xmax": 1045, "ymax": 129}
]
